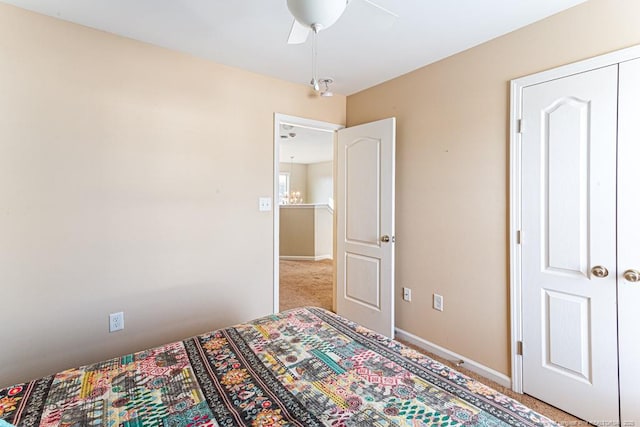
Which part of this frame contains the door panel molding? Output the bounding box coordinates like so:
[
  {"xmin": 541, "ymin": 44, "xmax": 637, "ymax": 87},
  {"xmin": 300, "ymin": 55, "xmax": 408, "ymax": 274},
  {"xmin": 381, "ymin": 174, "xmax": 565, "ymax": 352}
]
[
  {"xmin": 344, "ymin": 252, "xmax": 381, "ymax": 310},
  {"xmin": 345, "ymin": 137, "xmax": 381, "ymax": 246},
  {"xmin": 542, "ymin": 289, "xmax": 592, "ymax": 383},
  {"xmin": 543, "ymin": 97, "xmax": 590, "ymax": 276}
]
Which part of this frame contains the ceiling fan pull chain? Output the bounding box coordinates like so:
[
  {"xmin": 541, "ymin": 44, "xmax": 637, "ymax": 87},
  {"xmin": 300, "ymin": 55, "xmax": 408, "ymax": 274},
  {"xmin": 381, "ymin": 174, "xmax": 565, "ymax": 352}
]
[{"xmin": 311, "ymin": 25, "xmax": 320, "ymax": 91}]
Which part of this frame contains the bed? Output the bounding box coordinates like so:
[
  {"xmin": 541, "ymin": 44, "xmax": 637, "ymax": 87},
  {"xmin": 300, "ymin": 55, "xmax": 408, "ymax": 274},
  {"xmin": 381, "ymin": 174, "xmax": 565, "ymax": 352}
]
[{"xmin": 0, "ymin": 307, "xmax": 558, "ymax": 427}]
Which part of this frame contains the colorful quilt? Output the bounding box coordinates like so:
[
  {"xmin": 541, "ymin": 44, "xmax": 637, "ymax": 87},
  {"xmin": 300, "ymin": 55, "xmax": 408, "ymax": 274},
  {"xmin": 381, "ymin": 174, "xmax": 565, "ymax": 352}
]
[{"xmin": 0, "ymin": 307, "xmax": 558, "ymax": 427}]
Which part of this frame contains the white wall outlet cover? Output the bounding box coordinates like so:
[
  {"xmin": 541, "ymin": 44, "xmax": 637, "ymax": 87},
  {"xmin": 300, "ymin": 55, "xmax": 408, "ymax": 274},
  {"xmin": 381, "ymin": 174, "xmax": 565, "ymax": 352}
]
[
  {"xmin": 259, "ymin": 197, "xmax": 272, "ymax": 211},
  {"xmin": 109, "ymin": 312, "xmax": 124, "ymax": 332}
]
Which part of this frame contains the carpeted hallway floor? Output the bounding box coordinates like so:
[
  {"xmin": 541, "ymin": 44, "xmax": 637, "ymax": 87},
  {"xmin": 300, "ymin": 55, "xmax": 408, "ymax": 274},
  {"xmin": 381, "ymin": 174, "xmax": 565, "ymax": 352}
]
[{"xmin": 279, "ymin": 259, "xmax": 333, "ymax": 311}]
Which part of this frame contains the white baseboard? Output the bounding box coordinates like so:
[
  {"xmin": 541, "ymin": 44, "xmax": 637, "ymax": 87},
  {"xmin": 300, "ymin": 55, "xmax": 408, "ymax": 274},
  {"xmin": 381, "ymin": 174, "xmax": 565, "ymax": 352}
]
[
  {"xmin": 395, "ymin": 328, "xmax": 511, "ymax": 389},
  {"xmin": 280, "ymin": 255, "xmax": 333, "ymax": 261}
]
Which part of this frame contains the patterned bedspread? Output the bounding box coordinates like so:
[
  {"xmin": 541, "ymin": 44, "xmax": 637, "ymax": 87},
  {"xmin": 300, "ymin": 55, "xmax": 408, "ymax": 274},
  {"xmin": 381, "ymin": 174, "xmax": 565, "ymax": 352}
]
[{"xmin": 0, "ymin": 307, "xmax": 558, "ymax": 427}]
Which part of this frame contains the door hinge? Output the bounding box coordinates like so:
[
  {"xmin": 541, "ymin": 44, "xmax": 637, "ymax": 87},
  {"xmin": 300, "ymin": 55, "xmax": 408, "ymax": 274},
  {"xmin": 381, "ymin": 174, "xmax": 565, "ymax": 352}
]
[
  {"xmin": 516, "ymin": 230, "xmax": 522, "ymax": 245},
  {"xmin": 517, "ymin": 119, "xmax": 524, "ymax": 134},
  {"xmin": 517, "ymin": 341, "xmax": 523, "ymax": 356}
]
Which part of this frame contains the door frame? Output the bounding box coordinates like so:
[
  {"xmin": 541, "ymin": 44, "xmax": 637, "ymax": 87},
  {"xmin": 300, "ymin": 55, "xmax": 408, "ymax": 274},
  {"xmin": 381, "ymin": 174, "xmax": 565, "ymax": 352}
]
[
  {"xmin": 509, "ymin": 44, "xmax": 640, "ymax": 393},
  {"xmin": 273, "ymin": 113, "xmax": 344, "ymax": 313}
]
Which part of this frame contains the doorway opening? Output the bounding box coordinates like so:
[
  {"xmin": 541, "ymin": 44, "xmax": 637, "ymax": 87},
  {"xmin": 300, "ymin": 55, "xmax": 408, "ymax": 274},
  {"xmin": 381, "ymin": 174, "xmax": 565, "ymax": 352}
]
[{"xmin": 273, "ymin": 114, "xmax": 343, "ymax": 313}]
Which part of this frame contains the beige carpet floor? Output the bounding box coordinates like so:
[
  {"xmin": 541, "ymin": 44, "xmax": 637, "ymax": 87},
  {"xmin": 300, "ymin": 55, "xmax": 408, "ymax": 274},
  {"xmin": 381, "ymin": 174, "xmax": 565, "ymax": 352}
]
[
  {"xmin": 279, "ymin": 259, "xmax": 586, "ymax": 425},
  {"xmin": 279, "ymin": 259, "xmax": 333, "ymax": 311}
]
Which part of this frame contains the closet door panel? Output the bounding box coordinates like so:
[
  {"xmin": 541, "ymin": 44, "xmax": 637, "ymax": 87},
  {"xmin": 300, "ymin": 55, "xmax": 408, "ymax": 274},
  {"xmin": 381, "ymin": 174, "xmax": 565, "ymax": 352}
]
[
  {"xmin": 618, "ymin": 57, "xmax": 640, "ymax": 426},
  {"xmin": 520, "ymin": 65, "xmax": 619, "ymax": 422}
]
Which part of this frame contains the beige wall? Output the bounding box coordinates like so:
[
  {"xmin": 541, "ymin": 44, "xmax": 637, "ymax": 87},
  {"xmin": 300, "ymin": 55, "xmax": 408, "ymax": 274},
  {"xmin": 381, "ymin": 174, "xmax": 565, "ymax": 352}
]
[
  {"xmin": 314, "ymin": 206, "xmax": 334, "ymax": 260},
  {"xmin": 0, "ymin": 4, "xmax": 345, "ymax": 387},
  {"xmin": 279, "ymin": 161, "xmax": 333, "ymax": 205},
  {"xmin": 347, "ymin": 0, "xmax": 640, "ymax": 376},
  {"xmin": 307, "ymin": 161, "xmax": 333, "ymax": 205},
  {"xmin": 279, "ymin": 162, "xmax": 308, "ymax": 203},
  {"xmin": 280, "ymin": 205, "xmax": 333, "ymax": 259},
  {"xmin": 279, "ymin": 206, "xmax": 315, "ymax": 257}
]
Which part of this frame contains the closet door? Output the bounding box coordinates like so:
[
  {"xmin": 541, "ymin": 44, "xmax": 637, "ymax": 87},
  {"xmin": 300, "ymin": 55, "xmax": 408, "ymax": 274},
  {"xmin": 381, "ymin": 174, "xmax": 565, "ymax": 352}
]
[
  {"xmin": 520, "ymin": 65, "xmax": 619, "ymax": 422},
  {"xmin": 618, "ymin": 57, "xmax": 640, "ymax": 426}
]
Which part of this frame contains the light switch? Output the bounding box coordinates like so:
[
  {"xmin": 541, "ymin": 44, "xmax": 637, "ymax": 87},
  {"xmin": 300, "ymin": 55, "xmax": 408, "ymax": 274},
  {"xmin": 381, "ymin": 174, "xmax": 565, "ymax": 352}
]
[{"xmin": 259, "ymin": 197, "xmax": 272, "ymax": 212}]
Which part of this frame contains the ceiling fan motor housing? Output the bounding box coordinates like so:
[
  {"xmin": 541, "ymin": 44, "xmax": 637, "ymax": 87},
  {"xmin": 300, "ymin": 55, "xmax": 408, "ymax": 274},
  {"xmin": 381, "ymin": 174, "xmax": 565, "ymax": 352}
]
[{"xmin": 286, "ymin": 0, "xmax": 348, "ymax": 31}]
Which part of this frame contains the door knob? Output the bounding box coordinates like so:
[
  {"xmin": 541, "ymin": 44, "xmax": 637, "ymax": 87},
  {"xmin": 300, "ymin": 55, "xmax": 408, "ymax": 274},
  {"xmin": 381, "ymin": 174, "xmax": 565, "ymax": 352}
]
[
  {"xmin": 381, "ymin": 235, "xmax": 391, "ymax": 243},
  {"xmin": 623, "ymin": 269, "xmax": 640, "ymax": 283},
  {"xmin": 591, "ymin": 266, "xmax": 609, "ymax": 278}
]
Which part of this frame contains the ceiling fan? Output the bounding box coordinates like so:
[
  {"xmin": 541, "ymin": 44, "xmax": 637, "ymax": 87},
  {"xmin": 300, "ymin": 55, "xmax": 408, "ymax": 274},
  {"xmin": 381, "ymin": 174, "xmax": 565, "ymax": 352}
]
[
  {"xmin": 286, "ymin": 0, "xmax": 397, "ymax": 45},
  {"xmin": 286, "ymin": 0, "xmax": 397, "ymax": 93}
]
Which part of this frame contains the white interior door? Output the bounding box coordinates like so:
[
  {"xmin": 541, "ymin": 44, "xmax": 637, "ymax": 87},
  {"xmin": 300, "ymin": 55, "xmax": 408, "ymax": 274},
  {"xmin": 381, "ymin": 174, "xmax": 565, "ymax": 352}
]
[
  {"xmin": 520, "ymin": 66, "xmax": 619, "ymax": 422},
  {"xmin": 336, "ymin": 118, "xmax": 395, "ymax": 338},
  {"xmin": 618, "ymin": 58, "xmax": 640, "ymax": 426}
]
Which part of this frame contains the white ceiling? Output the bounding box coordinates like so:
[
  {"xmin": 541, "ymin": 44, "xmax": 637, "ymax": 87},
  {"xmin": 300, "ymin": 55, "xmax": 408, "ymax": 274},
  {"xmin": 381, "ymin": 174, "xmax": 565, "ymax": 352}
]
[
  {"xmin": 2, "ymin": 0, "xmax": 587, "ymax": 95},
  {"xmin": 279, "ymin": 124, "xmax": 333, "ymax": 164}
]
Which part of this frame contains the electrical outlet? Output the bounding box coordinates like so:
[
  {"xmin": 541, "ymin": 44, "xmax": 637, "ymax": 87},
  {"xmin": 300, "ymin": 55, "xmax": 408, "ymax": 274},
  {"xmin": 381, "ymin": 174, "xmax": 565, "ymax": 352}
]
[
  {"xmin": 402, "ymin": 287, "xmax": 412, "ymax": 302},
  {"xmin": 433, "ymin": 294, "xmax": 444, "ymax": 311},
  {"xmin": 109, "ymin": 312, "xmax": 124, "ymax": 332}
]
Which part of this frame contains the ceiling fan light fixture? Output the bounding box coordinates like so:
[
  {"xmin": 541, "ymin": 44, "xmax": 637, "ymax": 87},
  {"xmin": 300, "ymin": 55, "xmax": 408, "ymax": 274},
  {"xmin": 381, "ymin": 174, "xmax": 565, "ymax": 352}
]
[
  {"xmin": 319, "ymin": 78, "xmax": 334, "ymax": 97},
  {"xmin": 285, "ymin": 0, "xmax": 396, "ymax": 96},
  {"xmin": 286, "ymin": 0, "xmax": 348, "ymax": 30}
]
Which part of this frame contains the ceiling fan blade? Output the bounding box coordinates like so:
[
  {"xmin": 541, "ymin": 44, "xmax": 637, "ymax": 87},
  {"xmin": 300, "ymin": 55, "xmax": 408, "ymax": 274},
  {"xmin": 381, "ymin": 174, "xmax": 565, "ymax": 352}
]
[
  {"xmin": 287, "ymin": 19, "xmax": 310, "ymax": 44},
  {"xmin": 360, "ymin": 0, "xmax": 398, "ymax": 18},
  {"xmin": 352, "ymin": 0, "xmax": 398, "ymax": 30}
]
